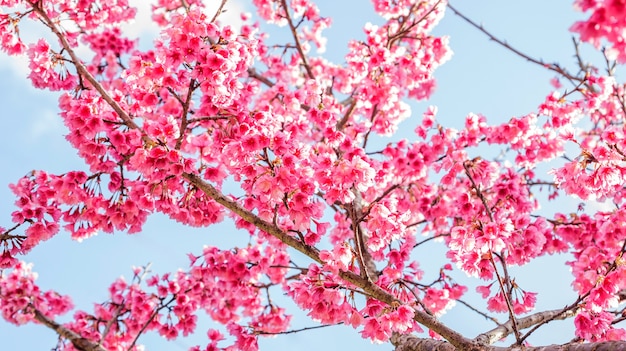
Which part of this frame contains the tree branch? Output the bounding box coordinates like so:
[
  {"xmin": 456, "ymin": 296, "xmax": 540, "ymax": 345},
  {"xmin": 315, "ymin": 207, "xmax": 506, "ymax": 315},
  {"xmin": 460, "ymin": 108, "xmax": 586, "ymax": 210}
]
[
  {"xmin": 126, "ymin": 295, "xmax": 176, "ymax": 351},
  {"xmin": 392, "ymin": 333, "xmax": 456, "ymax": 351},
  {"xmin": 446, "ymin": 3, "xmax": 585, "ymax": 86},
  {"xmin": 392, "ymin": 333, "xmax": 626, "ymax": 351},
  {"xmin": 209, "ymin": 0, "xmax": 228, "ymax": 24},
  {"xmin": 279, "ymin": 0, "xmax": 315, "ymax": 80},
  {"xmin": 336, "ymin": 99, "xmax": 356, "ymax": 130},
  {"xmin": 255, "ymin": 323, "xmax": 341, "ymax": 335},
  {"xmin": 463, "ymin": 161, "xmax": 521, "ymax": 343},
  {"xmin": 174, "ymin": 79, "xmax": 197, "ymax": 150},
  {"xmin": 32, "ymin": 307, "xmax": 108, "ymax": 351},
  {"xmin": 248, "ymin": 67, "xmax": 275, "ymax": 87},
  {"xmin": 99, "ymin": 303, "xmax": 124, "ymax": 346},
  {"xmin": 0, "ymin": 233, "xmax": 26, "ymax": 243},
  {"xmin": 183, "ymin": 173, "xmax": 323, "ymax": 263},
  {"xmin": 518, "ymin": 298, "xmax": 584, "ymax": 345},
  {"xmin": 474, "ymin": 308, "xmax": 579, "ymax": 345},
  {"xmin": 349, "ymin": 188, "xmax": 378, "ymax": 282}
]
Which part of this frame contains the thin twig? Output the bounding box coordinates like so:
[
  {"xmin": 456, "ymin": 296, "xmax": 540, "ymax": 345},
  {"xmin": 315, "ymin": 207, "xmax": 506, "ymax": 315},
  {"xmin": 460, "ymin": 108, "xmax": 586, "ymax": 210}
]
[
  {"xmin": 447, "ymin": 3, "xmax": 584, "ymax": 86},
  {"xmin": 463, "ymin": 161, "xmax": 493, "ymax": 221},
  {"xmin": 210, "ymin": 0, "xmax": 228, "ymax": 23},
  {"xmin": 413, "ymin": 233, "xmax": 448, "ymax": 248},
  {"xmin": 518, "ymin": 243, "xmax": 626, "ymax": 343},
  {"xmin": 175, "ymin": 79, "xmax": 197, "ymax": 149},
  {"xmin": 572, "ymin": 38, "xmax": 591, "ymax": 76},
  {"xmin": 357, "ymin": 184, "xmax": 400, "ymax": 223},
  {"xmin": 255, "ymin": 322, "xmax": 341, "ymax": 335},
  {"xmin": 99, "ymin": 303, "xmax": 125, "ymax": 345},
  {"xmin": 187, "ymin": 115, "xmax": 231, "ymax": 123},
  {"xmin": 517, "ymin": 298, "xmax": 584, "ymax": 344},
  {"xmin": 349, "ymin": 189, "xmax": 377, "ymax": 282},
  {"xmin": 279, "ymin": 0, "xmax": 314, "ymax": 80},
  {"xmin": 387, "ymin": 0, "xmax": 443, "ymax": 48},
  {"xmin": 0, "ymin": 223, "xmax": 26, "ymax": 243},
  {"xmin": 493, "ymin": 252, "xmax": 514, "ymax": 308},
  {"xmin": 361, "ymin": 105, "xmax": 379, "ymax": 149},
  {"xmin": 396, "ymin": 280, "xmax": 434, "ymax": 315},
  {"xmin": 126, "ymin": 295, "xmax": 176, "ymax": 351},
  {"xmin": 463, "ymin": 161, "xmax": 521, "ymax": 343},
  {"xmin": 247, "ymin": 68, "xmax": 275, "ymax": 87},
  {"xmin": 488, "ymin": 254, "xmax": 521, "ymax": 344},
  {"xmin": 457, "ymin": 299, "xmax": 501, "ymax": 326},
  {"xmin": 336, "ymin": 99, "xmax": 356, "ymax": 130}
]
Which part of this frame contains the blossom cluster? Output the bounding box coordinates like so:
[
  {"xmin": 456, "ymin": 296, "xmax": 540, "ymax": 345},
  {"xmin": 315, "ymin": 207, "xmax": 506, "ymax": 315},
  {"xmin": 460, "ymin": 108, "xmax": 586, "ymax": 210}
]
[
  {"xmin": 0, "ymin": 262, "xmax": 72, "ymax": 325},
  {"xmin": 571, "ymin": 0, "xmax": 626, "ymax": 63}
]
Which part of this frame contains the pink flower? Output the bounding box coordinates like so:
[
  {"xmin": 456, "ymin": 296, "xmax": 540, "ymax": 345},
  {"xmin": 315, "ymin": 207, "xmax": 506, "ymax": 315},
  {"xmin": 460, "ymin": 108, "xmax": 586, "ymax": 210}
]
[
  {"xmin": 574, "ymin": 310, "xmax": 613, "ymax": 341},
  {"xmin": 0, "ymin": 250, "xmax": 18, "ymax": 269},
  {"xmin": 486, "ymin": 292, "xmax": 508, "ymax": 313},
  {"xmin": 513, "ymin": 291, "xmax": 537, "ymax": 314},
  {"xmin": 476, "ymin": 284, "xmax": 492, "ymax": 299},
  {"xmin": 449, "ymin": 226, "xmax": 475, "ymax": 253}
]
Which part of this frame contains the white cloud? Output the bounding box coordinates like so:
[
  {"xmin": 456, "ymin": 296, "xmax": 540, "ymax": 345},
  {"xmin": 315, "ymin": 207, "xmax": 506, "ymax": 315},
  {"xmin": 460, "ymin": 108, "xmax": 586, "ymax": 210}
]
[
  {"xmin": 586, "ymin": 199, "xmax": 616, "ymax": 213},
  {"xmin": 121, "ymin": 0, "xmax": 248, "ymax": 42}
]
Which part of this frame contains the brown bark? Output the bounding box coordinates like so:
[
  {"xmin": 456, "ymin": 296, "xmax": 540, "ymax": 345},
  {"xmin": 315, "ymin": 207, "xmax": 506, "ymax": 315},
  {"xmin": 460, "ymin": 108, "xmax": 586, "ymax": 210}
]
[
  {"xmin": 392, "ymin": 334, "xmax": 626, "ymax": 351},
  {"xmin": 475, "ymin": 308, "xmax": 579, "ymax": 345},
  {"xmin": 33, "ymin": 308, "xmax": 107, "ymax": 351}
]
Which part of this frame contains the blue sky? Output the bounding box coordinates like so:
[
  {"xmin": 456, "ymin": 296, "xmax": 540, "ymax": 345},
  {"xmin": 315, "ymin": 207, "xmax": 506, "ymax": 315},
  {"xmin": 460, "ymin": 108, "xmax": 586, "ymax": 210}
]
[{"xmin": 0, "ymin": 1, "xmax": 600, "ymax": 350}]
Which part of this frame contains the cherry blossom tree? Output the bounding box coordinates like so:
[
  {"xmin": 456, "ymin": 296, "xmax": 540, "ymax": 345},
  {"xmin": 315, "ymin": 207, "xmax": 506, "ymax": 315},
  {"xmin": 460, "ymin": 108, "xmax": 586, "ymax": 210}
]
[{"xmin": 1, "ymin": 0, "xmax": 626, "ymax": 350}]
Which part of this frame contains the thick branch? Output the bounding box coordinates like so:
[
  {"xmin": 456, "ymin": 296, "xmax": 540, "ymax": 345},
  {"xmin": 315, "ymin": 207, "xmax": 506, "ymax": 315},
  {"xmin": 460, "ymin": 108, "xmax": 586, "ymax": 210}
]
[
  {"xmin": 33, "ymin": 308, "xmax": 107, "ymax": 351},
  {"xmin": 393, "ymin": 333, "xmax": 626, "ymax": 351},
  {"xmin": 474, "ymin": 308, "xmax": 579, "ymax": 345},
  {"xmin": 183, "ymin": 173, "xmax": 323, "ymax": 263},
  {"xmin": 392, "ymin": 334, "xmax": 456, "ymax": 351}
]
